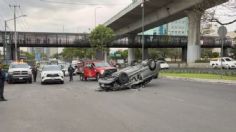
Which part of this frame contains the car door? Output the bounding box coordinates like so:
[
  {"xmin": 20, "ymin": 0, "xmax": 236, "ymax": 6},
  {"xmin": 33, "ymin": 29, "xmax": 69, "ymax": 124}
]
[{"xmin": 84, "ymin": 63, "xmax": 96, "ymax": 78}]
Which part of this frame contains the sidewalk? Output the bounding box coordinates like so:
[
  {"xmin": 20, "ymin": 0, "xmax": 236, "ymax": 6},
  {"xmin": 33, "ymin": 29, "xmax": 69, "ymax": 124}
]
[{"xmin": 161, "ymin": 76, "xmax": 236, "ymax": 85}]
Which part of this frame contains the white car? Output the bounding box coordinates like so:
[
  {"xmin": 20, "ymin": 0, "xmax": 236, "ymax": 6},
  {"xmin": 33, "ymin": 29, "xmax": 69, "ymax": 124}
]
[
  {"xmin": 210, "ymin": 57, "xmax": 236, "ymax": 69},
  {"xmin": 41, "ymin": 65, "xmax": 64, "ymax": 84},
  {"xmin": 8, "ymin": 62, "xmax": 32, "ymax": 84},
  {"xmin": 159, "ymin": 61, "xmax": 169, "ymax": 69}
]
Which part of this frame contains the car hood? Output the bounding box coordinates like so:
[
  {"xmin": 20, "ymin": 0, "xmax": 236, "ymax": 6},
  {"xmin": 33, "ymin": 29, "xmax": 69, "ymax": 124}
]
[
  {"xmin": 96, "ymin": 67, "xmax": 116, "ymax": 71},
  {"xmin": 8, "ymin": 68, "xmax": 30, "ymax": 72},
  {"xmin": 230, "ymin": 61, "xmax": 236, "ymax": 64},
  {"xmin": 41, "ymin": 71, "xmax": 62, "ymax": 74}
]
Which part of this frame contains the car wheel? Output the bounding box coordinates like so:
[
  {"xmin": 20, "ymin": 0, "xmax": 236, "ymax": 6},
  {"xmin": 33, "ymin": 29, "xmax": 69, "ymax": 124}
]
[
  {"xmin": 148, "ymin": 60, "xmax": 156, "ymax": 71},
  {"xmin": 61, "ymin": 81, "xmax": 64, "ymax": 84},
  {"xmin": 29, "ymin": 79, "xmax": 32, "ymax": 84},
  {"xmin": 41, "ymin": 82, "xmax": 44, "ymax": 85},
  {"xmin": 112, "ymin": 83, "xmax": 119, "ymax": 91},
  {"xmin": 118, "ymin": 72, "xmax": 129, "ymax": 84},
  {"xmin": 7, "ymin": 79, "xmax": 12, "ymax": 84}
]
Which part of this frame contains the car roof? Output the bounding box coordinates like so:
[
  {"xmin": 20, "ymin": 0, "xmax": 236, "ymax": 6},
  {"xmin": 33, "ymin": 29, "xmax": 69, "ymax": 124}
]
[{"xmin": 43, "ymin": 65, "xmax": 59, "ymax": 67}]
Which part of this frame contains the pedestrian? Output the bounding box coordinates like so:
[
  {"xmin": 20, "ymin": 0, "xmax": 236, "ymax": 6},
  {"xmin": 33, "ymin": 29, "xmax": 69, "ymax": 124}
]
[
  {"xmin": 0, "ymin": 63, "xmax": 7, "ymax": 101},
  {"xmin": 32, "ymin": 64, "xmax": 38, "ymax": 82},
  {"xmin": 68, "ymin": 64, "xmax": 75, "ymax": 81}
]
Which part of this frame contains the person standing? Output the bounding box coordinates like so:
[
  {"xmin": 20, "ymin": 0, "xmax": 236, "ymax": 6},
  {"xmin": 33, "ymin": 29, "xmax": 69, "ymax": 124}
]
[
  {"xmin": 68, "ymin": 64, "xmax": 75, "ymax": 81},
  {"xmin": 0, "ymin": 64, "xmax": 7, "ymax": 101},
  {"xmin": 32, "ymin": 65, "xmax": 38, "ymax": 82}
]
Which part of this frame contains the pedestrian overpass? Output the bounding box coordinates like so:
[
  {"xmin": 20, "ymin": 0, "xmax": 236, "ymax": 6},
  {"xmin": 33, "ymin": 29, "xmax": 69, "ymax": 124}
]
[{"xmin": 0, "ymin": 31, "xmax": 233, "ymax": 62}]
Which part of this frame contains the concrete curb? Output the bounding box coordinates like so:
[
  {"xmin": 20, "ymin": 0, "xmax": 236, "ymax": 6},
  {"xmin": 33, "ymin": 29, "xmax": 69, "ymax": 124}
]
[{"xmin": 161, "ymin": 76, "xmax": 236, "ymax": 85}]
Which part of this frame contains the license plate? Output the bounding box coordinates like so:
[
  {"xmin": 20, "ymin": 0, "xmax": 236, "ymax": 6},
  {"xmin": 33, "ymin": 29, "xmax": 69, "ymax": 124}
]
[
  {"xmin": 101, "ymin": 84, "xmax": 105, "ymax": 87},
  {"xmin": 19, "ymin": 77, "xmax": 23, "ymax": 80}
]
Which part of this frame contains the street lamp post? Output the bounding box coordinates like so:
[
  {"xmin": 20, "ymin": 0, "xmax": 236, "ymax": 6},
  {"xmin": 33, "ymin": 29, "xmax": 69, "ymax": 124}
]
[
  {"xmin": 141, "ymin": 0, "xmax": 148, "ymax": 61},
  {"xmin": 94, "ymin": 7, "xmax": 102, "ymax": 28},
  {"xmin": 3, "ymin": 14, "xmax": 27, "ymax": 62}
]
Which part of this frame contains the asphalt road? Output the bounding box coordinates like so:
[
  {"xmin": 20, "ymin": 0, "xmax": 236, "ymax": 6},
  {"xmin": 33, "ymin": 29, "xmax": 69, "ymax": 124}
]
[{"xmin": 0, "ymin": 76, "xmax": 236, "ymax": 132}]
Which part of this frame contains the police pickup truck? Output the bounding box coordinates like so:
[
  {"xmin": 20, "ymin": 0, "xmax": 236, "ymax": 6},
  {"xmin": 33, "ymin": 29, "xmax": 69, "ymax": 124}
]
[{"xmin": 8, "ymin": 62, "xmax": 33, "ymax": 84}]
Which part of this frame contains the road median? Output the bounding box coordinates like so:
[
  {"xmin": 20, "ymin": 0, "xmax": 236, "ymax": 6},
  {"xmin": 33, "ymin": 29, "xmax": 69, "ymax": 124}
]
[{"xmin": 160, "ymin": 72, "xmax": 236, "ymax": 85}]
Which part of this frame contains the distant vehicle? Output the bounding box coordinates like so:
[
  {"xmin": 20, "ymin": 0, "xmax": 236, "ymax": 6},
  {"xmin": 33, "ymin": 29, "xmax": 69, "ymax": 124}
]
[
  {"xmin": 98, "ymin": 60, "xmax": 160, "ymax": 91},
  {"xmin": 59, "ymin": 64, "xmax": 69, "ymax": 76},
  {"xmin": 159, "ymin": 61, "xmax": 169, "ymax": 69},
  {"xmin": 81, "ymin": 61, "xmax": 117, "ymax": 81},
  {"xmin": 210, "ymin": 57, "xmax": 236, "ymax": 69},
  {"xmin": 76, "ymin": 61, "xmax": 85, "ymax": 77},
  {"xmin": 7, "ymin": 62, "xmax": 32, "ymax": 84},
  {"xmin": 41, "ymin": 65, "xmax": 64, "ymax": 84}
]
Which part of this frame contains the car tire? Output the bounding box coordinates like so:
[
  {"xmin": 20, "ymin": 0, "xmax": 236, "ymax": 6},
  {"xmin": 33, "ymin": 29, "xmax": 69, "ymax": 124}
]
[
  {"xmin": 41, "ymin": 82, "xmax": 44, "ymax": 85},
  {"xmin": 118, "ymin": 72, "xmax": 129, "ymax": 84},
  {"xmin": 148, "ymin": 60, "xmax": 156, "ymax": 71},
  {"xmin": 61, "ymin": 81, "xmax": 64, "ymax": 84},
  {"xmin": 7, "ymin": 79, "xmax": 12, "ymax": 84},
  {"xmin": 29, "ymin": 79, "xmax": 32, "ymax": 84}
]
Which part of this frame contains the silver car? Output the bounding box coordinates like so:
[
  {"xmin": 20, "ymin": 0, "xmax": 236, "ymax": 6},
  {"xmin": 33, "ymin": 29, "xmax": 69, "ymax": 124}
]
[{"xmin": 98, "ymin": 60, "xmax": 160, "ymax": 91}]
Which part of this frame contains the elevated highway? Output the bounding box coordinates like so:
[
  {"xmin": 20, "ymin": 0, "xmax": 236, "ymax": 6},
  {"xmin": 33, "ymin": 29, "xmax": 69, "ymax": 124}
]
[
  {"xmin": 104, "ymin": 0, "xmax": 228, "ymax": 64},
  {"xmin": 104, "ymin": 0, "xmax": 227, "ymax": 35}
]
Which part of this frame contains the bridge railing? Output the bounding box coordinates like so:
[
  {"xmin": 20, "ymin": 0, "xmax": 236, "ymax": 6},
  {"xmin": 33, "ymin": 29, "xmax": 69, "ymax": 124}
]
[
  {"xmin": 111, "ymin": 35, "xmax": 232, "ymax": 48},
  {"xmin": 0, "ymin": 32, "xmax": 90, "ymax": 47},
  {"xmin": 0, "ymin": 32, "xmax": 233, "ymax": 48}
]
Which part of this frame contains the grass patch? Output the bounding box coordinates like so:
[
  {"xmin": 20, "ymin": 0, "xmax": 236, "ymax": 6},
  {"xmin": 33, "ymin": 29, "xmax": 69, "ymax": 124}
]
[{"xmin": 160, "ymin": 72, "xmax": 236, "ymax": 81}]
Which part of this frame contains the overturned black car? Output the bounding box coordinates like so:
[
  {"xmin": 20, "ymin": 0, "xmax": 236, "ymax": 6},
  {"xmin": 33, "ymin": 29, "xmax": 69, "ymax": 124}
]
[{"xmin": 98, "ymin": 60, "xmax": 160, "ymax": 91}]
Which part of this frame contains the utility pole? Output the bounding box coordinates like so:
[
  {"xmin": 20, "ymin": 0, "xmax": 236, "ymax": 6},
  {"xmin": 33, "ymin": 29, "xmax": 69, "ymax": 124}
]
[
  {"xmin": 9, "ymin": 4, "xmax": 20, "ymax": 61},
  {"xmin": 141, "ymin": 0, "xmax": 145, "ymax": 61},
  {"xmin": 94, "ymin": 7, "xmax": 102, "ymax": 28},
  {"xmin": 4, "ymin": 21, "xmax": 7, "ymax": 64}
]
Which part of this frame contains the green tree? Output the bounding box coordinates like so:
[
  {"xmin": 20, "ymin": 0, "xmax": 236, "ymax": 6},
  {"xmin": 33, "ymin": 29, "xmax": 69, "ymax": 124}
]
[
  {"xmin": 89, "ymin": 25, "xmax": 114, "ymax": 61},
  {"xmin": 24, "ymin": 52, "xmax": 35, "ymax": 61},
  {"xmin": 61, "ymin": 48, "xmax": 95, "ymax": 61}
]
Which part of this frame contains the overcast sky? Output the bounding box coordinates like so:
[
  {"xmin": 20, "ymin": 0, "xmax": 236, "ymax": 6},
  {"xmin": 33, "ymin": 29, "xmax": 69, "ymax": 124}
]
[
  {"xmin": 0, "ymin": 0, "xmax": 235, "ymax": 33},
  {"xmin": 0, "ymin": 0, "xmax": 132, "ymax": 33}
]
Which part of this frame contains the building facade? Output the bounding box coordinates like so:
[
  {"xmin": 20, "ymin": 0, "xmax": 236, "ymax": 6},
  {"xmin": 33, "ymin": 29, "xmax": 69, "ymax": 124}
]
[{"xmin": 144, "ymin": 17, "xmax": 188, "ymax": 36}]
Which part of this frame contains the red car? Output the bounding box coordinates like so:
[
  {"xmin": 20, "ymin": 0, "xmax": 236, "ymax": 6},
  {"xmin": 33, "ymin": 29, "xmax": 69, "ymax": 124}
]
[{"xmin": 81, "ymin": 61, "xmax": 117, "ymax": 81}]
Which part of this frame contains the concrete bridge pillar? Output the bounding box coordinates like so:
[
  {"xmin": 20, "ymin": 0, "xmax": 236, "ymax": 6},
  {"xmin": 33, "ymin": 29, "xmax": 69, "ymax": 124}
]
[
  {"xmin": 5, "ymin": 44, "xmax": 12, "ymax": 63},
  {"xmin": 95, "ymin": 50, "xmax": 104, "ymax": 60},
  {"xmin": 143, "ymin": 48, "xmax": 149, "ymax": 60},
  {"xmin": 128, "ymin": 48, "xmax": 135, "ymax": 65},
  {"xmin": 182, "ymin": 47, "xmax": 187, "ymax": 62},
  {"xmin": 223, "ymin": 48, "xmax": 229, "ymax": 57},
  {"xmin": 11, "ymin": 46, "xmax": 20, "ymax": 61},
  {"xmin": 187, "ymin": 10, "xmax": 202, "ymax": 64},
  {"xmin": 128, "ymin": 35, "xmax": 136, "ymax": 65}
]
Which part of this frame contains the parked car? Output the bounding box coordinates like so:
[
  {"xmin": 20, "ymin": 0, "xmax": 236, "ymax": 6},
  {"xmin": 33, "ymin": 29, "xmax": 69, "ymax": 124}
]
[
  {"xmin": 60, "ymin": 65, "xmax": 69, "ymax": 76},
  {"xmin": 98, "ymin": 59, "xmax": 160, "ymax": 91},
  {"xmin": 210, "ymin": 57, "xmax": 236, "ymax": 69},
  {"xmin": 81, "ymin": 61, "xmax": 117, "ymax": 81},
  {"xmin": 7, "ymin": 62, "xmax": 32, "ymax": 84},
  {"xmin": 41, "ymin": 65, "xmax": 64, "ymax": 84},
  {"xmin": 159, "ymin": 61, "xmax": 169, "ymax": 69}
]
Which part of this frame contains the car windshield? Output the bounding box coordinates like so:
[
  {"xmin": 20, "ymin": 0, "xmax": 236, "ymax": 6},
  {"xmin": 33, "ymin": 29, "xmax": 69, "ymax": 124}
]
[
  {"xmin": 225, "ymin": 58, "xmax": 234, "ymax": 61},
  {"xmin": 10, "ymin": 63, "xmax": 29, "ymax": 68},
  {"xmin": 42, "ymin": 65, "xmax": 61, "ymax": 71},
  {"xmin": 94, "ymin": 62, "xmax": 111, "ymax": 67}
]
